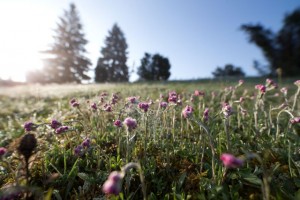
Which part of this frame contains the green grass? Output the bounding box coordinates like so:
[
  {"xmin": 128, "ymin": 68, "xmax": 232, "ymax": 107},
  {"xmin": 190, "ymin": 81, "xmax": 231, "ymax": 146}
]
[{"xmin": 0, "ymin": 78, "xmax": 300, "ymax": 199}]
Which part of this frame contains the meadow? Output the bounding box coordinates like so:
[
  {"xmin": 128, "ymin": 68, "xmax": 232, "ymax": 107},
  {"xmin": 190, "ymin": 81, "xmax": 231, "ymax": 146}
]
[{"xmin": 0, "ymin": 78, "xmax": 299, "ymax": 200}]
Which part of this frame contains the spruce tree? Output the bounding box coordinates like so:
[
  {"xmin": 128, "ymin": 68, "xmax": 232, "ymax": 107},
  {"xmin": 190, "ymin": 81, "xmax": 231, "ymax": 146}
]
[
  {"xmin": 42, "ymin": 3, "xmax": 91, "ymax": 83},
  {"xmin": 95, "ymin": 24, "xmax": 129, "ymax": 82}
]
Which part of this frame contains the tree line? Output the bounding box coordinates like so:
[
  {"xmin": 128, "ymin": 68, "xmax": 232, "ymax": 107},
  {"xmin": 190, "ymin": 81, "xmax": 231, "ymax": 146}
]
[{"xmin": 27, "ymin": 3, "xmax": 300, "ymax": 83}]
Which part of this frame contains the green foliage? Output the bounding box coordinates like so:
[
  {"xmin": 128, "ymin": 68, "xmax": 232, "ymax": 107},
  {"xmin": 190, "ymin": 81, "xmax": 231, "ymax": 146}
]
[
  {"xmin": 137, "ymin": 53, "xmax": 171, "ymax": 81},
  {"xmin": 95, "ymin": 24, "xmax": 129, "ymax": 83}
]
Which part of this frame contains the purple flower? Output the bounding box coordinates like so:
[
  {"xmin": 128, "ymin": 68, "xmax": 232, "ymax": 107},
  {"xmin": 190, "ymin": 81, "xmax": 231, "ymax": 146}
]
[
  {"xmin": 0, "ymin": 147, "xmax": 7, "ymax": 156},
  {"xmin": 168, "ymin": 91, "xmax": 177, "ymax": 104},
  {"xmin": 82, "ymin": 138, "xmax": 91, "ymax": 148},
  {"xmin": 194, "ymin": 90, "xmax": 205, "ymax": 96},
  {"xmin": 138, "ymin": 102, "xmax": 150, "ymax": 112},
  {"xmin": 104, "ymin": 104, "xmax": 112, "ymax": 112},
  {"xmin": 160, "ymin": 101, "xmax": 168, "ymax": 109},
  {"xmin": 70, "ymin": 98, "xmax": 76, "ymax": 104},
  {"xmin": 220, "ymin": 153, "xmax": 244, "ymax": 168},
  {"xmin": 203, "ymin": 108, "xmax": 209, "ymax": 122},
  {"xmin": 24, "ymin": 122, "xmax": 35, "ymax": 132},
  {"xmin": 114, "ymin": 119, "xmax": 123, "ymax": 128},
  {"xmin": 71, "ymin": 101, "xmax": 80, "ymax": 107},
  {"xmin": 74, "ymin": 145, "xmax": 83, "ymax": 156},
  {"xmin": 91, "ymin": 102, "xmax": 97, "ymax": 110},
  {"xmin": 127, "ymin": 96, "xmax": 138, "ymax": 104},
  {"xmin": 222, "ymin": 103, "xmax": 232, "ymax": 118},
  {"xmin": 102, "ymin": 171, "xmax": 124, "ymax": 195},
  {"xmin": 55, "ymin": 126, "xmax": 69, "ymax": 134},
  {"xmin": 123, "ymin": 117, "xmax": 137, "ymax": 131},
  {"xmin": 182, "ymin": 105, "xmax": 193, "ymax": 118},
  {"xmin": 50, "ymin": 119, "xmax": 61, "ymax": 129}
]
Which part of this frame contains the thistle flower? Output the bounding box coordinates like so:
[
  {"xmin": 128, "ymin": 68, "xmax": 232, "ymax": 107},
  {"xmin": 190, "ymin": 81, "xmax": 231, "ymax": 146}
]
[
  {"xmin": 24, "ymin": 122, "xmax": 35, "ymax": 132},
  {"xmin": 71, "ymin": 101, "xmax": 80, "ymax": 107},
  {"xmin": 123, "ymin": 117, "xmax": 137, "ymax": 131},
  {"xmin": 0, "ymin": 147, "xmax": 7, "ymax": 156},
  {"xmin": 114, "ymin": 119, "xmax": 123, "ymax": 128},
  {"xmin": 55, "ymin": 126, "xmax": 69, "ymax": 134},
  {"xmin": 220, "ymin": 153, "xmax": 244, "ymax": 168},
  {"xmin": 138, "ymin": 102, "xmax": 150, "ymax": 112},
  {"xmin": 127, "ymin": 96, "xmax": 138, "ymax": 104},
  {"xmin": 222, "ymin": 103, "xmax": 232, "ymax": 118},
  {"xmin": 182, "ymin": 105, "xmax": 193, "ymax": 118},
  {"xmin": 50, "ymin": 119, "xmax": 61, "ymax": 129},
  {"xmin": 266, "ymin": 78, "xmax": 278, "ymax": 89},
  {"xmin": 102, "ymin": 171, "xmax": 124, "ymax": 195},
  {"xmin": 104, "ymin": 104, "xmax": 112, "ymax": 112}
]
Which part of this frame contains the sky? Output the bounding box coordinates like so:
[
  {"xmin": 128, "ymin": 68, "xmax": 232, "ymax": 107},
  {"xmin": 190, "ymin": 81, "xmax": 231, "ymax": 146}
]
[{"xmin": 0, "ymin": 0, "xmax": 299, "ymax": 82}]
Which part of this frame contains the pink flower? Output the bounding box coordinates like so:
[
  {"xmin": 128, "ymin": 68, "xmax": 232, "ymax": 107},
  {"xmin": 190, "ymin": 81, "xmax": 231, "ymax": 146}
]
[
  {"xmin": 102, "ymin": 171, "xmax": 124, "ymax": 195},
  {"xmin": 103, "ymin": 104, "xmax": 112, "ymax": 112},
  {"xmin": 194, "ymin": 90, "xmax": 205, "ymax": 96},
  {"xmin": 238, "ymin": 79, "xmax": 244, "ymax": 86},
  {"xmin": 127, "ymin": 96, "xmax": 138, "ymax": 104},
  {"xmin": 55, "ymin": 126, "xmax": 69, "ymax": 134},
  {"xmin": 90, "ymin": 102, "xmax": 97, "ymax": 110},
  {"xmin": 280, "ymin": 87, "xmax": 288, "ymax": 96},
  {"xmin": 220, "ymin": 153, "xmax": 244, "ymax": 168},
  {"xmin": 222, "ymin": 103, "xmax": 232, "ymax": 118},
  {"xmin": 255, "ymin": 84, "xmax": 266, "ymax": 94},
  {"xmin": 266, "ymin": 78, "xmax": 278, "ymax": 88},
  {"xmin": 123, "ymin": 117, "xmax": 137, "ymax": 131},
  {"xmin": 182, "ymin": 105, "xmax": 193, "ymax": 118},
  {"xmin": 168, "ymin": 91, "xmax": 177, "ymax": 104},
  {"xmin": 290, "ymin": 117, "xmax": 300, "ymax": 124},
  {"xmin": 138, "ymin": 102, "xmax": 150, "ymax": 112},
  {"xmin": 114, "ymin": 119, "xmax": 123, "ymax": 128},
  {"xmin": 294, "ymin": 80, "xmax": 300, "ymax": 87},
  {"xmin": 0, "ymin": 147, "xmax": 7, "ymax": 156},
  {"xmin": 160, "ymin": 101, "xmax": 168, "ymax": 109}
]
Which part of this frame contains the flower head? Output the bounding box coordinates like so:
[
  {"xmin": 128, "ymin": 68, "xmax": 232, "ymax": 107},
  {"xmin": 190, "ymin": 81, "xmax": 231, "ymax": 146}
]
[
  {"xmin": 102, "ymin": 171, "xmax": 124, "ymax": 195},
  {"xmin": 294, "ymin": 80, "xmax": 300, "ymax": 87},
  {"xmin": 123, "ymin": 117, "xmax": 137, "ymax": 131},
  {"xmin": 160, "ymin": 101, "xmax": 168, "ymax": 109},
  {"xmin": 290, "ymin": 117, "xmax": 300, "ymax": 124},
  {"xmin": 127, "ymin": 96, "xmax": 138, "ymax": 104},
  {"xmin": 114, "ymin": 119, "xmax": 123, "ymax": 128},
  {"xmin": 182, "ymin": 105, "xmax": 193, "ymax": 118},
  {"xmin": 280, "ymin": 87, "xmax": 288, "ymax": 96},
  {"xmin": 50, "ymin": 119, "xmax": 61, "ymax": 129},
  {"xmin": 266, "ymin": 78, "xmax": 278, "ymax": 89},
  {"xmin": 82, "ymin": 138, "xmax": 91, "ymax": 148},
  {"xmin": 138, "ymin": 102, "xmax": 150, "ymax": 112},
  {"xmin": 168, "ymin": 91, "xmax": 177, "ymax": 104},
  {"xmin": 74, "ymin": 145, "xmax": 83, "ymax": 157},
  {"xmin": 0, "ymin": 147, "xmax": 7, "ymax": 156},
  {"xmin": 194, "ymin": 90, "xmax": 205, "ymax": 97},
  {"xmin": 24, "ymin": 122, "xmax": 35, "ymax": 132},
  {"xmin": 220, "ymin": 153, "xmax": 244, "ymax": 168},
  {"xmin": 255, "ymin": 84, "xmax": 266, "ymax": 94},
  {"xmin": 90, "ymin": 102, "xmax": 97, "ymax": 110},
  {"xmin": 222, "ymin": 103, "xmax": 232, "ymax": 118},
  {"xmin": 203, "ymin": 108, "xmax": 209, "ymax": 122},
  {"xmin": 55, "ymin": 126, "xmax": 69, "ymax": 134}
]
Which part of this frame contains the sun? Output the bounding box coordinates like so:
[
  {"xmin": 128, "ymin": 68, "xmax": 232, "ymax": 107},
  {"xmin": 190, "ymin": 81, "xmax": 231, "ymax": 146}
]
[{"xmin": 0, "ymin": 1, "xmax": 55, "ymax": 82}]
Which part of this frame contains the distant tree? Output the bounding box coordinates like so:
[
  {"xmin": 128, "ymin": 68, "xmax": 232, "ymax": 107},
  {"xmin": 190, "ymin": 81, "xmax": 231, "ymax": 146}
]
[
  {"xmin": 40, "ymin": 3, "xmax": 91, "ymax": 83},
  {"xmin": 95, "ymin": 24, "xmax": 129, "ymax": 82},
  {"xmin": 137, "ymin": 53, "xmax": 171, "ymax": 81},
  {"xmin": 241, "ymin": 7, "xmax": 300, "ymax": 76},
  {"xmin": 212, "ymin": 64, "xmax": 245, "ymax": 78}
]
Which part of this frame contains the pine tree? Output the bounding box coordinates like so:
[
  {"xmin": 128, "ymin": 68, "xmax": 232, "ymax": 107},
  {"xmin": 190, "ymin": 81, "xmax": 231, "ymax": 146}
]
[
  {"xmin": 95, "ymin": 24, "xmax": 129, "ymax": 82},
  {"xmin": 42, "ymin": 3, "xmax": 91, "ymax": 83}
]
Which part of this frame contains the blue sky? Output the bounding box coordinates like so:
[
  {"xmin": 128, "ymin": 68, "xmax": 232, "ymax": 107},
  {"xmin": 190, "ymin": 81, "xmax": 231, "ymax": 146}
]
[{"xmin": 0, "ymin": 0, "xmax": 299, "ymax": 82}]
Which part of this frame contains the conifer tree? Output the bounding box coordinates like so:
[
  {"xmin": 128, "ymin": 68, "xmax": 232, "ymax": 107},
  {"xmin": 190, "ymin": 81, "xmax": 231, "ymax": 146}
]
[
  {"xmin": 42, "ymin": 3, "xmax": 91, "ymax": 83},
  {"xmin": 95, "ymin": 24, "xmax": 129, "ymax": 82}
]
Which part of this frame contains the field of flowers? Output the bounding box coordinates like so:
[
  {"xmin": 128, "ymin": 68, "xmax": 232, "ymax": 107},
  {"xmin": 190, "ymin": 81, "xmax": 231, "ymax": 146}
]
[{"xmin": 0, "ymin": 79, "xmax": 300, "ymax": 200}]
